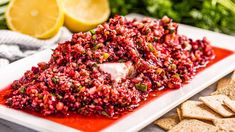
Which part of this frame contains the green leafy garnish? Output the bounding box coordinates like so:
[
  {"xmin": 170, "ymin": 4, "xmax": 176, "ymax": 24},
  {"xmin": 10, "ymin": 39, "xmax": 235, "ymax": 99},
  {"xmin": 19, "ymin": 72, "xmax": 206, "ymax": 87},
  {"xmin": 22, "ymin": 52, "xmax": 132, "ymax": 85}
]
[
  {"xmin": 51, "ymin": 77, "xmax": 58, "ymax": 84},
  {"xmin": 169, "ymin": 27, "xmax": 175, "ymax": 34},
  {"xmin": 56, "ymin": 94, "xmax": 63, "ymax": 99},
  {"xmin": 156, "ymin": 68, "xmax": 164, "ymax": 75},
  {"xmin": 118, "ymin": 59, "xmax": 125, "ymax": 62},
  {"xmin": 93, "ymin": 43, "xmax": 103, "ymax": 50},
  {"xmin": 172, "ymin": 73, "xmax": 181, "ymax": 80},
  {"xmin": 170, "ymin": 64, "xmax": 177, "ymax": 70},
  {"xmin": 75, "ymin": 85, "xmax": 85, "ymax": 93},
  {"xmin": 90, "ymin": 29, "xmax": 96, "ymax": 35},
  {"xmin": 103, "ymin": 53, "xmax": 110, "ymax": 60},
  {"xmin": 135, "ymin": 83, "xmax": 148, "ymax": 92},
  {"xmin": 92, "ymin": 35, "xmax": 96, "ymax": 40},
  {"xmin": 38, "ymin": 94, "xmax": 43, "ymax": 99},
  {"xmin": 147, "ymin": 43, "xmax": 155, "ymax": 52},
  {"xmin": 92, "ymin": 63, "xmax": 98, "ymax": 67},
  {"xmin": 19, "ymin": 86, "xmax": 26, "ymax": 94},
  {"xmin": 109, "ymin": 0, "xmax": 235, "ymax": 34},
  {"xmin": 101, "ymin": 111, "xmax": 110, "ymax": 117},
  {"xmin": 154, "ymin": 37, "xmax": 158, "ymax": 41}
]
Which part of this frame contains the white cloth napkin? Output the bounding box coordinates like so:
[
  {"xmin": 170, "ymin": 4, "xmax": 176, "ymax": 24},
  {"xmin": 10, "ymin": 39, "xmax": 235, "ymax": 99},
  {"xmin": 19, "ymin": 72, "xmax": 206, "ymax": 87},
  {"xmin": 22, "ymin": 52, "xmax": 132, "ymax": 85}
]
[{"xmin": 0, "ymin": 27, "xmax": 72, "ymax": 67}]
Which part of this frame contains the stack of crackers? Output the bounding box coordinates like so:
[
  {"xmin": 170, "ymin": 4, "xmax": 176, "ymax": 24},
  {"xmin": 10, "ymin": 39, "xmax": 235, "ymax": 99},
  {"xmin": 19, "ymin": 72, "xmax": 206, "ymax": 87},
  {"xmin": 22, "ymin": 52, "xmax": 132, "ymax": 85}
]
[{"xmin": 155, "ymin": 71, "xmax": 235, "ymax": 131}]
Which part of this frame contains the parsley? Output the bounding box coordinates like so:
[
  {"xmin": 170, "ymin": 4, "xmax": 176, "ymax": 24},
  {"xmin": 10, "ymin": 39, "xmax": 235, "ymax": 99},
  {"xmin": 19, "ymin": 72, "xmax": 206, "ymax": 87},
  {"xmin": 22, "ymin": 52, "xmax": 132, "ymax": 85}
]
[{"xmin": 135, "ymin": 83, "xmax": 148, "ymax": 92}]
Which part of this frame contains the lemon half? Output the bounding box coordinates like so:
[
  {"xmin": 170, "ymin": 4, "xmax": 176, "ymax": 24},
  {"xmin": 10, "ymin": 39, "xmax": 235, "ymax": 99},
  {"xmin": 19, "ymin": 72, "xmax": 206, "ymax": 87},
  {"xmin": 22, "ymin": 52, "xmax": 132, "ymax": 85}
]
[
  {"xmin": 61, "ymin": 0, "xmax": 110, "ymax": 32},
  {"xmin": 6, "ymin": 0, "xmax": 64, "ymax": 39}
]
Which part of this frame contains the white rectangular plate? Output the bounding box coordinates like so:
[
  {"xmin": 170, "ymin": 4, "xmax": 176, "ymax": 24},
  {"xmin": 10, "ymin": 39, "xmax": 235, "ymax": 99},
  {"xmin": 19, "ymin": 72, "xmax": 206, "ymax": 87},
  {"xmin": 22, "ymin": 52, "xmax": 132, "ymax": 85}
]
[{"xmin": 0, "ymin": 14, "xmax": 235, "ymax": 132}]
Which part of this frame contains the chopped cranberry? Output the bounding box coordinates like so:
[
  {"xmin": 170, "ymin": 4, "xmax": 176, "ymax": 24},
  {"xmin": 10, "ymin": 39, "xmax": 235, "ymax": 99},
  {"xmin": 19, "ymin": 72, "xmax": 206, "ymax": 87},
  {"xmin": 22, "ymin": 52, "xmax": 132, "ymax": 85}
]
[{"xmin": 6, "ymin": 16, "xmax": 215, "ymax": 118}]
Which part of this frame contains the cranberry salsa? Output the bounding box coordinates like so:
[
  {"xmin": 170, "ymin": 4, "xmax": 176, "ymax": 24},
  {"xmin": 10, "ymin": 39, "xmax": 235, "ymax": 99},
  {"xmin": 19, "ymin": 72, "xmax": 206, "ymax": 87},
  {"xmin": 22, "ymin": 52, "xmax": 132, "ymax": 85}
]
[{"xmin": 5, "ymin": 16, "xmax": 215, "ymax": 118}]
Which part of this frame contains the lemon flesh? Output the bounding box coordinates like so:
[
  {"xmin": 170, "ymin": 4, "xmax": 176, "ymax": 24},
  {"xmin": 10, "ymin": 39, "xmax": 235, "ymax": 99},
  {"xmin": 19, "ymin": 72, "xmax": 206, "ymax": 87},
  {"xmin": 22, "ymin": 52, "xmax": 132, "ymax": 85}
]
[
  {"xmin": 6, "ymin": 0, "xmax": 64, "ymax": 39},
  {"xmin": 61, "ymin": 0, "xmax": 110, "ymax": 32}
]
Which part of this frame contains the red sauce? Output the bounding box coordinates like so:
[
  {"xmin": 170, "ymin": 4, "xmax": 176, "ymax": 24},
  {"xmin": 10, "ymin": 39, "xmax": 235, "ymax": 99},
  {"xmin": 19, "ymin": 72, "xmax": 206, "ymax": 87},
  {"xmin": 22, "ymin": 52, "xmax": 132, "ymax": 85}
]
[{"xmin": 0, "ymin": 46, "xmax": 234, "ymax": 131}]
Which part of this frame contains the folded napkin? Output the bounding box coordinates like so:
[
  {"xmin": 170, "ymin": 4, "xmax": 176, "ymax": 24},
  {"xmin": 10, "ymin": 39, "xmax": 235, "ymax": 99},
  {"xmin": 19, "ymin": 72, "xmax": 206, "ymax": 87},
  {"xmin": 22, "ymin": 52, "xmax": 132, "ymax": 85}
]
[{"xmin": 0, "ymin": 27, "xmax": 72, "ymax": 68}]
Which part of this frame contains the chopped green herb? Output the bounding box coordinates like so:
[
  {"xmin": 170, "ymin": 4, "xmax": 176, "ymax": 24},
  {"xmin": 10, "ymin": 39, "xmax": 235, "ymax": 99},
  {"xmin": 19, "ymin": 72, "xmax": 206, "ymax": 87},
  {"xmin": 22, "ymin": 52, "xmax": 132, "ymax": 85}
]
[
  {"xmin": 51, "ymin": 77, "xmax": 58, "ymax": 84},
  {"xmin": 19, "ymin": 86, "xmax": 26, "ymax": 94},
  {"xmin": 92, "ymin": 35, "xmax": 96, "ymax": 40},
  {"xmin": 93, "ymin": 43, "xmax": 103, "ymax": 50},
  {"xmin": 92, "ymin": 63, "xmax": 98, "ymax": 67},
  {"xmin": 52, "ymin": 56, "xmax": 58, "ymax": 61},
  {"xmin": 104, "ymin": 31, "xmax": 110, "ymax": 35},
  {"xmin": 90, "ymin": 29, "xmax": 96, "ymax": 35},
  {"xmin": 135, "ymin": 83, "xmax": 148, "ymax": 92},
  {"xmin": 145, "ymin": 28, "xmax": 151, "ymax": 34},
  {"xmin": 75, "ymin": 85, "xmax": 82, "ymax": 92},
  {"xmin": 156, "ymin": 68, "xmax": 164, "ymax": 75},
  {"xmin": 156, "ymin": 82, "xmax": 162, "ymax": 87},
  {"xmin": 118, "ymin": 59, "xmax": 125, "ymax": 62},
  {"xmin": 172, "ymin": 73, "xmax": 181, "ymax": 80},
  {"xmin": 169, "ymin": 27, "xmax": 175, "ymax": 34},
  {"xmin": 154, "ymin": 37, "xmax": 158, "ymax": 41},
  {"xmin": 136, "ymin": 41, "xmax": 141, "ymax": 46},
  {"xmin": 56, "ymin": 94, "xmax": 63, "ymax": 99},
  {"xmin": 38, "ymin": 94, "xmax": 43, "ymax": 99},
  {"xmin": 103, "ymin": 53, "xmax": 110, "ymax": 60},
  {"xmin": 76, "ymin": 85, "xmax": 85, "ymax": 93},
  {"xmin": 101, "ymin": 111, "xmax": 109, "ymax": 117},
  {"xmin": 170, "ymin": 64, "xmax": 177, "ymax": 70},
  {"xmin": 147, "ymin": 43, "xmax": 155, "ymax": 52},
  {"xmin": 198, "ymin": 47, "xmax": 203, "ymax": 51}
]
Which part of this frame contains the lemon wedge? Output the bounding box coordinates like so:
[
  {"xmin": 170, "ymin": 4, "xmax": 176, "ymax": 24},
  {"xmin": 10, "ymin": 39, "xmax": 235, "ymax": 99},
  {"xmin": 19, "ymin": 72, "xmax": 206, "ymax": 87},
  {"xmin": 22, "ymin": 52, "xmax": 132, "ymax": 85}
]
[
  {"xmin": 5, "ymin": 0, "xmax": 64, "ymax": 39},
  {"xmin": 61, "ymin": 0, "xmax": 110, "ymax": 32}
]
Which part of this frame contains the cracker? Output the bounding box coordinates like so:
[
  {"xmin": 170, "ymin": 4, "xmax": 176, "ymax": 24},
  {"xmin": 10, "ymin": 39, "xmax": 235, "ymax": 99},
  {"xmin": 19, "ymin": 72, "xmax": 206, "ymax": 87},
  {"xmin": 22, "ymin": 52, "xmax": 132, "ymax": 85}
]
[
  {"xmin": 223, "ymin": 97, "xmax": 235, "ymax": 113},
  {"xmin": 154, "ymin": 115, "xmax": 179, "ymax": 130},
  {"xmin": 168, "ymin": 119, "xmax": 218, "ymax": 132},
  {"xmin": 216, "ymin": 78, "xmax": 232, "ymax": 91},
  {"xmin": 211, "ymin": 78, "xmax": 235, "ymax": 100},
  {"xmin": 213, "ymin": 118, "xmax": 235, "ymax": 131},
  {"xmin": 231, "ymin": 71, "xmax": 235, "ymax": 81},
  {"xmin": 181, "ymin": 100, "xmax": 221, "ymax": 121},
  {"xmin": 199, "ymin": 95, "xmax": 234, "ymax": 117},
  {"xmin": 176, "ymin": 108, "xmax": 183, "ymax": 121}
]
